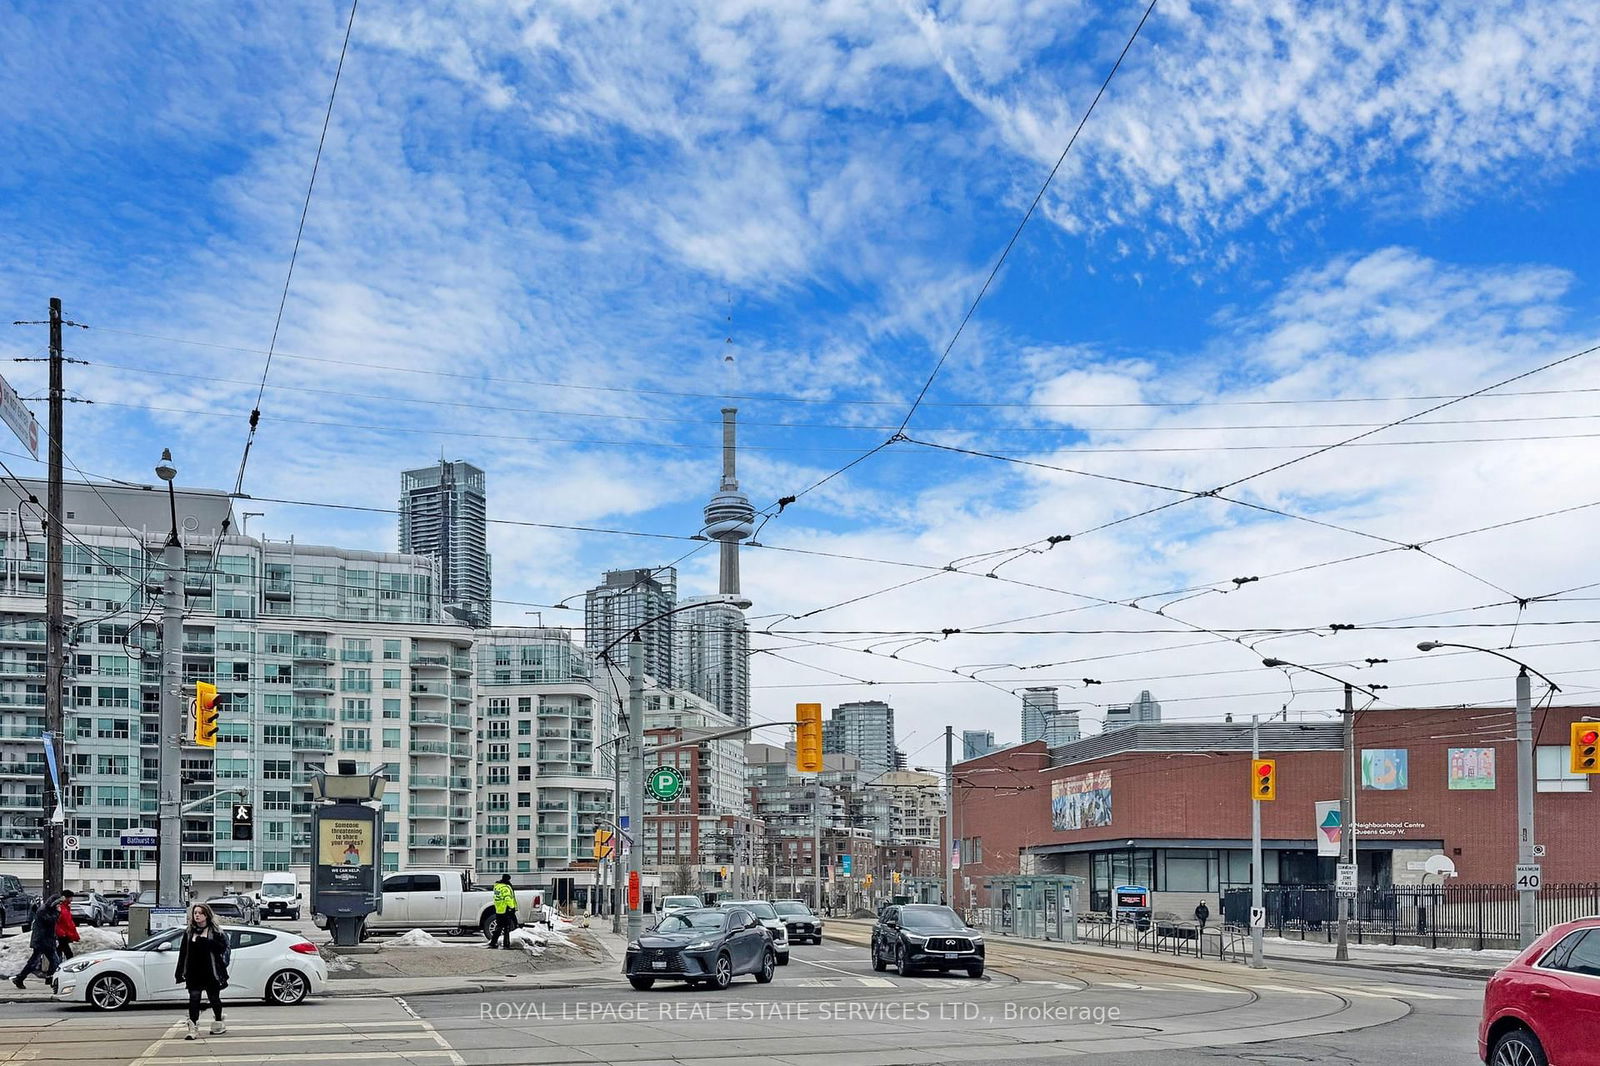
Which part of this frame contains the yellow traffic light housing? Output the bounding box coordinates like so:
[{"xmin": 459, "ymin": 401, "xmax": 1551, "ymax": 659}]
[
  {"xmin": 1251, "ymin": 758, "xmax": 1276, "ymax": 800},
  {"xmin": 593, "ymin": 828, "xmax": 613, "ymax": 859},
  {"xmin": 194, "ymin": 682, "xmax": 219, "ymax": 747},
  {"xmin": 1572, "ymin": 723, "xmax": 1600, "ymax": 774},
  {"xmin": 795, "ymin": 703, "xmax": 823, "ymax": 773}
]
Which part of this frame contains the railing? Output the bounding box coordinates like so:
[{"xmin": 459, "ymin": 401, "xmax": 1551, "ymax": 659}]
[
  {"xmin": 411, "ymin": 804, "xmax": 448, "ymax": 818},
  {"xmin": 1222, "ymin": 882, "xmax": 1600, "ymax": 950},
  {"xmin": 411, "ymin": 711, "xmax": 448, "ymax": 726},
  {"xmin": 409, "ymin": 775, "xmax": 448, "ymax": 789},
  {"xmin": 294, "ymin": 645, "xmax": 334, "ymax": 662},
  {"xmin": 410, "ymin": 654, "xmax": 449, "ymax": 668}
]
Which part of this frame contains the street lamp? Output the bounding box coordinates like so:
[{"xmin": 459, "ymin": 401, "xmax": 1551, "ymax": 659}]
[
  {"xmin": 154, "ymin": 450, "xmax": 184, "ymax": 910},
  {"xmin": 1261, "ymin": 658, "xmax": 1381, "ymax": 963},
  {"xmin": 1417, "ymin": 641, "xmax": 1558, "ymax": 949}
]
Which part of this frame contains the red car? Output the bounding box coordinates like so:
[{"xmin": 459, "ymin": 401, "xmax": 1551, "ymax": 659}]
[{"xmin": 1479, "ymin": 917, "xmax": 1600, "ymax": 1065}]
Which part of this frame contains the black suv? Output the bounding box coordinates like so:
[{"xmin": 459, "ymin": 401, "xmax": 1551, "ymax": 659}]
[
  {"xmin": 871, "ymin": 904, "xmax": 985, "ymax": 978},
  {"xmin": 0, "ymin": 874, "xmax": 39, "ymax": 934}
]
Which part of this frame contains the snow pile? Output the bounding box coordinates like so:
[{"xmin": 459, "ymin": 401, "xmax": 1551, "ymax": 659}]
[
  {"xmin": 390, "ymin": 929, "xmax": 448, "ymax": 948},
  {"xmin": 77, "ymin": 927, "xmax": 127, "ymax": 952},
  {"xmin": 1, "ymin": 924, "xmax": 128, "ymax": 977}
]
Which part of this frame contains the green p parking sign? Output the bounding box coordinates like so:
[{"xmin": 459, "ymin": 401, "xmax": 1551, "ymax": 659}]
[{"xmin": 648, "ymin": 766, "xmax": 684, "ymax": 802}]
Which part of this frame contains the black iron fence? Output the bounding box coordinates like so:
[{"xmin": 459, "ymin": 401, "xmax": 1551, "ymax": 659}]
[{"xmin": 1222, "ymin": 882, "xmax": 1600, "ymax": 950}]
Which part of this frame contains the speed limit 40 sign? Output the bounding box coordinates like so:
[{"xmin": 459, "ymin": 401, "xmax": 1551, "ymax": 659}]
[{"xmin": 1514, "ymin": 864, "xmax": 1542, "ymax": 891}]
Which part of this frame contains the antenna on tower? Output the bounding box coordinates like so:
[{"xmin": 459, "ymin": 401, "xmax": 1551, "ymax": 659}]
[{"xmin": 722, "ymin": 293, "xmax": 740, "ymax": 398}]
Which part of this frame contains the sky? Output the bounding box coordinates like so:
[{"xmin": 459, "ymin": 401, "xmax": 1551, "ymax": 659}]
[{"xmin": 4, "ymin": 0, "xmax": 1600, "ymax": 758}]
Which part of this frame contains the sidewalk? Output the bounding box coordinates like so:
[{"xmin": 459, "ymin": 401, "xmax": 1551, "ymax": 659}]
[{"xmin": 0, "ymin": 925, "xmax": 631, "ymax": 1006}]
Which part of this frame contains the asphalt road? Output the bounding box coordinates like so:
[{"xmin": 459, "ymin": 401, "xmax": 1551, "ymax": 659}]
[{"xmin": 0, "ymin": 923, "xmax": 1486, "ymax": 1064}]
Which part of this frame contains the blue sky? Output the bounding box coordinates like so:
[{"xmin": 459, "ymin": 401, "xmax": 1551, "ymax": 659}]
[{"xmin": 4, "ymin": 0, "xmax": 1600, "ymax": 751}]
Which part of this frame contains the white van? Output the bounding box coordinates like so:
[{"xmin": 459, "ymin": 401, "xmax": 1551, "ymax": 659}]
[{"xmin": 255, "ymin": 872, "xmax": 303, "ymax": 920}]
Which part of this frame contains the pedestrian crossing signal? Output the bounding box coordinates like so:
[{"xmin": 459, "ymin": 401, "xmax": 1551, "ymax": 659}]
[
  {"xmin": 1252, "ymin": 759, "xmax": 1276, "ymax": 800},
  {"xmin": 1572, "ymin": 723, "xmax": 1600, "ymax": 774},
  {"xmin": 593, "ymin": 828, "xmax": 614, "ymax": 859}
]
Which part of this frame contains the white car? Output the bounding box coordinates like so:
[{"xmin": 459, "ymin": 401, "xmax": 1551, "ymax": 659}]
[
  {"xmin": 69, "ymin": 892, "xmax": 117, "ymax": 926},
  {"xmin": 53, "ymin": 925, "xmax": 327, "ymax": 1011}
]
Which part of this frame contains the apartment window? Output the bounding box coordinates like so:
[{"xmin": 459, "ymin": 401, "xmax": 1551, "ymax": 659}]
[
  {"xmin": 342, "ymin": 728, "xmax": 371, "ymax": 751},
  {"xmin": 517, "ymin": 839, "xmax": 531, "ymax": 854},
  {"xmin": 382, "ymin": 729, "xmax": 401, "ymax": 749},
  {"xmin": 342, "ymin": 699, "xmax": 371, "ymax": 721},
  {"xmin": 517, "ymin": 743, "xmax": 531, "ymax": 759},
  {"xmin": 382, "ymin": 699, "xmax": 401, "ymax": 719},
  {"xmin": 263, "ymin": 791, "xmax": 291, "ymax": 812},
  {"xmin": 341, "ymin": 669, "xmax": 372, "ymax": 692},
  {"xmin": 517, "ymin": 720, "xmax": 532, "ymax": 736},
  {"xmin": 517, "ymin": 767, "xmax": 531, "ymax": 782},
  {"xmin": 263, "ymin": 760, "xmax": 291, "ymax": 781},
  {"xmin": 1537, "ymin": 746, "xmax": 1591, "ymax": 792},
  {"xmin": 342, "ymin": 638, "xmax": 372, "ymax": 661},
  {"xmin": 382, "ymin": 669, "xmax": 401, "ymax": 690},
  {"xmin": 263, "ymin": 724, "xmax": 291, "ymax": 746},
  {"xmin": 517, "ymin": 697, "xmax": 532, "ymax": 714},
  {"xmin": 383, "ymin": 639, "xmax": 402, "ymax": 661},
  {"xmin": 517, "ymin": 792, "xmax": 532, "ymax": 809},
  {"xmin": 96, "ymin": 718, "xmax": 130, "ymax": 740},
  {"xmin": 517, "ymin": 814, "xmax": 531, "ymax": 831}
]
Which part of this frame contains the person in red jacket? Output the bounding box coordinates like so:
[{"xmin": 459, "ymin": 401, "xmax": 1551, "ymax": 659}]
[{"xmin": 56, "ymin": 890, "xmax": 81, "ymax": 960}]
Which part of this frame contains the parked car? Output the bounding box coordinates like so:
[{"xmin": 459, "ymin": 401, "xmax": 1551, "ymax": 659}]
[
  {"xmin": 0, "ymin": 874, "xmax": 39, "ymax": 935},
  {"xmin": 871, "ymin": 903, "xmax": 985, "ymax": 978},
  {"xmin": 715, "ymin": 900, "xmax": 789, "ymax": 964},
  {"xmin": 624, "ymin": 907, "xmax": 775, "ymax": 991},
  {"xmin": 206, "ymin": 894, "xmax": 260, "ymax": 926},
  {"xmin": 68, "ymin": 891, "xmax": 117, "ymax": 927},
  {"xmin": 53, "ymin": 924, "xmax": 327, "ymax": 1011},
  {"xmin": 770, "ymin": 899, "xmax": 823, "ymax": 944},
  {"xmin": 102, "ymin": 891, "xmax": 136, "ymax": 924},
  {"xmin": 363, "ymin": 870, "xmax": 543, "ymax": 938},
  {"xmin": 1479, "ymin": 916, "xmax": 1600, "ymax": 1065}
]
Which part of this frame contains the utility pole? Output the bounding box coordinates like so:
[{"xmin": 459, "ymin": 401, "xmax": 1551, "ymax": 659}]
[
  {"xmin": 42, "ymin": 298, "xmax": 65, "ymax": 900},
  {"xmin": 1336, "ymin": 682, "xmax": 1354, "ymax": 961},
  {"xmin": 156, "ymin": 451, "xmax": 184, "ymax": 909},
  {"xmin": 626, "ymin": 636, "xmax": 645, "ymax": 940},
  {"xmin": 1515, "ymin": 667, "xmax": 1536, "ymax": 949},
  {"xmin": 732, "ymin": 821, "xmax": 743, "ymax": 899},
  {"xmin": 1250, "ymin": 714, "xmax": 1264, "ymax": 969},
  {"xmin": 944, "ymin": 725, "xmax": 954, "ymax": 908}
]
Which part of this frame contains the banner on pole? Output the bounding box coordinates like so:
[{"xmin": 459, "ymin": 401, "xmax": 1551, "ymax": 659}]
[{"xmin": 1315, "ymin": 800, "xmax": 1341, "ymax": 857}]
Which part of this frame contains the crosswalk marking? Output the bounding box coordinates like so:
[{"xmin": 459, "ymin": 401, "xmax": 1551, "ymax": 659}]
[
  {"xmin": 1361, "ymin": 984, "xmax": 1460, "ymax": 1000},
  {"xmin": 1248, "ymin": 983, "xmax": 1327, "ymax": 994},
  {"xmin": 130, "ymin": 1019, "xmax": 465, "ymax": 1066},
  {"xmin": 1161, "ymin": 982, "xmax": 1239, "ymax": 995}
]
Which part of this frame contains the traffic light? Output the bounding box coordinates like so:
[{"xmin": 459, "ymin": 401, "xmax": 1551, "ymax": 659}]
[
  {"xmin": 194, "ymin": 682, "xmax": 219, "ymax": 747},
  {"xmin": 231, "ymin": 803, "xmax": 253, "ymax": 841},
  {"xmin": 864, "ymin": 874, "xmax": 873, "ymax": 887},
  {"xmin": 795, "ymin": 703, "xmax": 823, "ymax": 773},
  {"xmin": 1251, "ymin": 758, "xmax": 1276, "ymax": 800},
  {"xmin": 593, "ymin": 828, "xmax": 613, "ymax": 859},
  {"xmin": 891, "ymin": 871, "xmax": 901, "ymax": 885},
  {"xmin": 1572, "ymin": 723, "xmax": 1600, "ymax": 774}
]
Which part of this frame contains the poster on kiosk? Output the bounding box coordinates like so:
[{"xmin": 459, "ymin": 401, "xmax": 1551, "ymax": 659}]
[{"xmin": 1114, "ymin": 884, "xmax": 1151, "ymax": 926}]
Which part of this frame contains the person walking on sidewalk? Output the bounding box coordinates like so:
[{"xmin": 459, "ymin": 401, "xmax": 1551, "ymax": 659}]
[
  {"xmin": 1194, "ymin": 900, "xmax": 1211, "ymax": 936},
  {"xmin": 13, "ymin": 895, "xmax": 63, "ymax": 988},
  {"xmin": 56, "ymin": 890, "xmax": 81, "ymax": 960},
  {"xmin": 489, "ymin": 874, "xmax": 518, "ymax": 949},
  {"xmin": 174, "ymin": 903, "xmax": 230, "ymax": 1040}
]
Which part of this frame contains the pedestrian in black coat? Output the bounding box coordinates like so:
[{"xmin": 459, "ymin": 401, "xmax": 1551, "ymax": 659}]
[
  {"xmin": 174, "ymin": 903, "xmax": 230, "ymax": 1040},
  {"xmin": 11, "ymin": 897, "xmax": 62, "ymax": 988}
]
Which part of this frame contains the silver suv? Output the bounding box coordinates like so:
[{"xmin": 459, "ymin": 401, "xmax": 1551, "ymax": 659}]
[{"xmin": 716, "ymin": 899, "xmax": 789, "ymax": 965}]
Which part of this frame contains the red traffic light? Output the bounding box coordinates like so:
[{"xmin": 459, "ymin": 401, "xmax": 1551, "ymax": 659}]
[
  {"xmin": 1257, "ymin": 764, "xmax": 1273, "ymax": 776},
  {"xmin": 1580, "ymin": 730, "xmax": 1599, "ymax": 746}
]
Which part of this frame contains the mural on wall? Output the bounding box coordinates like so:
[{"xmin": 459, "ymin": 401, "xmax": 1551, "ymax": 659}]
[
  {"xmin": 1051, "ymin": 770, "xmax": 1112, "ymax": 830},
  {"xmin": 1447, "ymin": 747, "xmax": 1497, "ymax": 790},
  {"xmin": 1361, "ymin": 749, "xmax": 1409, "ymax": 790}
]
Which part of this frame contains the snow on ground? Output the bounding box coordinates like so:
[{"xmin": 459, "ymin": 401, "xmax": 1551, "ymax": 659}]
[
  {"xmin": 2, "ymin": 923, "xmax": 131, "ymax": 976},
  {"xmin": 390, "ymin": 929, "xmax": 448, "ymax": 948},
  {"xmin": 1262, "ymin": 935, "xmax": 1519, "ymax": 961}
]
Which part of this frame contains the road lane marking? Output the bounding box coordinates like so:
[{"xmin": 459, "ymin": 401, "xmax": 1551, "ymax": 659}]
[
  {"xmin": 1361, "ymin": 985, "xmax": 1460, "ymax": 1000},
  {"xmin": 130, "ymin": 1020, "xmax": 465, "ymax": 1066},
  {"xmin": 1161, "ymin": 982, "xmax": 1240, "ymax": 994}
]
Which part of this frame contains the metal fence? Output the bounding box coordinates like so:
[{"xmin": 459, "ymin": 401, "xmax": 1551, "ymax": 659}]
[{"xmin": 1221, "ymin": 882, "xmax": 1600, "ymax": 950}]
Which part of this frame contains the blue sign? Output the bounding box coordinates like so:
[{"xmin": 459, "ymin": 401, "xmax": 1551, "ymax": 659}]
[
  {"xmin": 120, "ymin": 833, "xmax": 158, "ymax": 848},
  {"xmin": 841, "ymin": 854, "xmax": 853, "ymax": 876}
]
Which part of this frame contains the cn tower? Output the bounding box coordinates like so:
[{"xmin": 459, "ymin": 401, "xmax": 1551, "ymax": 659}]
[{"xmin": 703, "ymin": 407, "xmax": 755, "ymax": 598}]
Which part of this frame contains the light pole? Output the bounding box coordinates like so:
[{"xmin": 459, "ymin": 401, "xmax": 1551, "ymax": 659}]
[
  {"xmin": 154, "ymin": 450, "xmax": 184, "ymax": 911},
  {"xmin": 595, "ymin": 593, "xmax": 750, "ymax": 942},
  {"xmin": 1251, "ymin": 714, "xmax": 1263, "ymax": 968},
  {"xmin": 1262, "ymin": 658, "xmax": 1381, "ymax": 962},
  {"xmin": 1417, "ymin": 641, "xmax": 1558, "ymax": 949}
]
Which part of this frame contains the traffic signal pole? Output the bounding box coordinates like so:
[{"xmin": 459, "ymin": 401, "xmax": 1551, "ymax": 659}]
[
  {"xmin": 627, "ymin": 637, "xmax": 645, "ymax": 941},
  {"xmin": 43, "ymin": 298, "xmax": 65, "ymax": 901},
  {"xmin": 1515, "ymin": 667, "xmax": 1535, "ymax": 950},
  {"xmin": 1250, "ymin": 714, "xmax": 1263, "ymax": 969}
]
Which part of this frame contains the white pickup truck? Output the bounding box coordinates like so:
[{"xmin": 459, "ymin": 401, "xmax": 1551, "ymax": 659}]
[{"xmin": 363, "ymin": 869, "xmax": 545, "ymax": 938}]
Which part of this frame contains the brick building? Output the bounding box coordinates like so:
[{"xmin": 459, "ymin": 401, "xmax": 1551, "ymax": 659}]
[{"xmin": 954, "ymin": 707, "xmax": 1599, "ymax": 917}]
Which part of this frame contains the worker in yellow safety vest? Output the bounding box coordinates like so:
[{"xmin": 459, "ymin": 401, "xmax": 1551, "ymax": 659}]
[{"xmin": 489, "ymin": 874, "xmax": 518, "ymax": 950}]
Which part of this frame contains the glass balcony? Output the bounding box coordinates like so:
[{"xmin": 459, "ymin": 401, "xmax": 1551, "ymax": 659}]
[
  {"xmin": 410, "ymin": 710, "xmax": 448, "ymax": 726},
  {"xmin": 292, "ymin": 674, "xmax": 334, "ymax": 693},
  {"xmin": 291, "ymin": 735, "xmax": 333, "ymax": 753},
  {"xmin": 294, "ymin": 645, "xmax": 334, "ymax": 663},
  {"xmin": 410, "ymin": 740, "xmax": 449, "ymax": 755},
  {"xmin": 408, "ymin": 775, "xmax": 448, "ymax": 789},
  {"xmin": 410, "ymin": 654, "xmax": 449, "ymax": 669},
  {"xmin": 410, "ymin": 681, "xmax": 445, "ymax": 697},
  {"xmin": 410, "ymin": 804, "xmax": 448, "ymax": 818}
]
